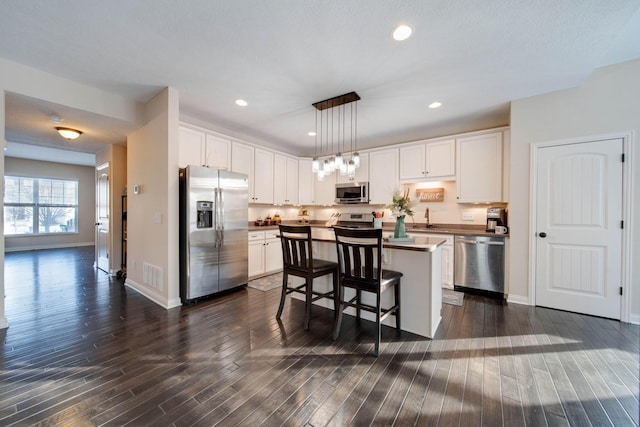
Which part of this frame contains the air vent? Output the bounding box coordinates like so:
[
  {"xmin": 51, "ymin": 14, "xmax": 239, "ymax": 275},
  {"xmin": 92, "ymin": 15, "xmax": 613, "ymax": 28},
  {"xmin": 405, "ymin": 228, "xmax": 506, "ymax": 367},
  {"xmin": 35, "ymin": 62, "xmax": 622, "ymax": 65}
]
[{"xmin": 143, "ymin": 262, "xmax": 163, "ymax": 290}]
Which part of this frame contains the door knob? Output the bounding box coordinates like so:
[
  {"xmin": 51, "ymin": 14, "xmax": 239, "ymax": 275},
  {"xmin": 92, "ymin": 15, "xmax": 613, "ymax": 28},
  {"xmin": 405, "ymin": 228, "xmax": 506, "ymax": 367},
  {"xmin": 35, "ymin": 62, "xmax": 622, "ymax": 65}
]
[{"xmin": 538, "ymin": 232, "xmax": 547, "ymax": 238}]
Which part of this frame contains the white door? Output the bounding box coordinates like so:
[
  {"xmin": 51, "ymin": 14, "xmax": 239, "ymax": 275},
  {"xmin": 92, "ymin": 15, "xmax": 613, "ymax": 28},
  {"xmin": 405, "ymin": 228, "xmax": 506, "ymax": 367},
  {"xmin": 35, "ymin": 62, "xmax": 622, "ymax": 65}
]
[
  {"xmin": 96, "ymin": 164, "xmax": 110, "ymax": 273},
  {"xmin": 535, "ymin": 139, "xmax": 623, "ymax": 319}
]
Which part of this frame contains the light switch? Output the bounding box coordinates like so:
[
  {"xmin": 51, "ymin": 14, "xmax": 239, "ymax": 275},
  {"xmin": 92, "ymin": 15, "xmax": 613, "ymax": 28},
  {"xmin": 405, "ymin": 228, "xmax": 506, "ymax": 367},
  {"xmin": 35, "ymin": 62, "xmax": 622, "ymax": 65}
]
[{"xmin": 154, "ymin": 212, "xmax": 162, "ymax": 224}]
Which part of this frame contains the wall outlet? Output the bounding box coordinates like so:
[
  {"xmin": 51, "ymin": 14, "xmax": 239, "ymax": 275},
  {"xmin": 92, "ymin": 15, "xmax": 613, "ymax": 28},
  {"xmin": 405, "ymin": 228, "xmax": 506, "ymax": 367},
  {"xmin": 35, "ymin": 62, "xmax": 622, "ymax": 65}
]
[{"xmin": 462, "ymin": 212, "xmax": 475, "ymax": 221}]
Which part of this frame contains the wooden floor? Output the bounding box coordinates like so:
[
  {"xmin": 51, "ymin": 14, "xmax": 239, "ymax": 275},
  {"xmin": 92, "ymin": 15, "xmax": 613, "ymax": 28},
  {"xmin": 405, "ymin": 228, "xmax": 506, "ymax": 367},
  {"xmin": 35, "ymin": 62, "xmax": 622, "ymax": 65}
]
[{"xmin": 1, "ymin": 247, "xmax": 638, "ymax": 426}]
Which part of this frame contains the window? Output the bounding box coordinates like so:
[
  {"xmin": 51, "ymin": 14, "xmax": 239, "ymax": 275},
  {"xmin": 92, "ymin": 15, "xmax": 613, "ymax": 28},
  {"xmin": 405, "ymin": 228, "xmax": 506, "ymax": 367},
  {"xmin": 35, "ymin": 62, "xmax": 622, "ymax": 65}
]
[{"xmin": 4, "ymin": 176, "xmax": 79, "ymax": 235}]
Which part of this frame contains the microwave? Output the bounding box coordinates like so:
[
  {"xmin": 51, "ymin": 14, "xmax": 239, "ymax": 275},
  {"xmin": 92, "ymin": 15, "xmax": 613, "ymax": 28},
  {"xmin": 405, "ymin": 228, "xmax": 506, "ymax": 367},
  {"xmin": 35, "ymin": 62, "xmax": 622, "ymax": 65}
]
[{"xmin": 335, "ymin": 182, "xmax": 369, "ymax": 204}]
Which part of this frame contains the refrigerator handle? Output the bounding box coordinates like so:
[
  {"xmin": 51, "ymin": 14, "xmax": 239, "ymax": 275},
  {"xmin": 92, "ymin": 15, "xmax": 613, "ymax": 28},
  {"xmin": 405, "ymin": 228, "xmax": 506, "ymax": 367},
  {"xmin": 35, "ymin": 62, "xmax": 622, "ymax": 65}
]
[{"xmin": 218, "ymin": 188, "xmax": 225, "ymax": 247}]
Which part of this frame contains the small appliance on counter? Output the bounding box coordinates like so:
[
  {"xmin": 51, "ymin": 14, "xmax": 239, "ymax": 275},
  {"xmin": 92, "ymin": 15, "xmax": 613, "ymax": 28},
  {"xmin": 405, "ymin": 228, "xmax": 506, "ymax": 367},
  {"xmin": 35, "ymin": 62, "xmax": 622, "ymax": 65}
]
[{"xmin": 485, "ymin": 207, "xmax": 507, "ymax": 233}]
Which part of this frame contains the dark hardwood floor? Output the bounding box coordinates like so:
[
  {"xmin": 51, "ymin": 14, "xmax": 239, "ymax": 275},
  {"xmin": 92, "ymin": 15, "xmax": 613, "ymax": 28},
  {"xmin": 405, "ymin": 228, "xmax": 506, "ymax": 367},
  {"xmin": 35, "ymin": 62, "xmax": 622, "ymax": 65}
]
[{"xmin": 1, "ymin": 246, "xmax": 638, "ymax": 426}]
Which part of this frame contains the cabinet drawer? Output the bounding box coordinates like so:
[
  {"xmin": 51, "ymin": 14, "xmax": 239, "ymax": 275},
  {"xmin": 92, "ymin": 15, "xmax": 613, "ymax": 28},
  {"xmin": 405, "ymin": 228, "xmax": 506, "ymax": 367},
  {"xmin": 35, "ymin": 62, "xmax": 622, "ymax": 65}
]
[
  {"xmin": 249, "ymin": 231, "xmax": 265, "ymax": 241},
  {"xmin": 265, "ymin": 230, "xmax": 280, "ymax": 240}
]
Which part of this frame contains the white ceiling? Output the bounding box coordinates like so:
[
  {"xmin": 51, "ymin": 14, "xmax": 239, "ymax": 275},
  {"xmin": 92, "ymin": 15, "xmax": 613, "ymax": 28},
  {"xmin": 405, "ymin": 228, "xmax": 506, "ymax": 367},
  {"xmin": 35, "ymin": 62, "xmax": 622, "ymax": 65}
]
[{"xmin": 2, "ymin": 1, "xmax": 640, "ymax": 160}]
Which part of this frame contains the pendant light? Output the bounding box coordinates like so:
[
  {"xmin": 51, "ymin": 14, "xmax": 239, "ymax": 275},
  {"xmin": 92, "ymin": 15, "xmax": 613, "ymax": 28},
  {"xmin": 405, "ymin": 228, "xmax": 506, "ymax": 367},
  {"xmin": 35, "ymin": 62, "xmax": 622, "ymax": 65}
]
[{"xmin": 310, "ymin": 91, "xmax": 361, "ymax": 181}]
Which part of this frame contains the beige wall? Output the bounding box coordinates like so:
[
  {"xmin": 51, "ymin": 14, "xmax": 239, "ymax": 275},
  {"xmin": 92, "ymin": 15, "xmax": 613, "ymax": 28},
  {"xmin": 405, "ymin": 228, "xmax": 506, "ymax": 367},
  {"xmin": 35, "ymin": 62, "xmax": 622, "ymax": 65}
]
[
  {"xmin": 4, "ymin": 157, "xmax": 96, "ymax": 251},
  {"xmin": 0, "ymin": 58, "xmax": 144, "ymax": 329},
  {"xmin": 125, "ymin": 87, "xmax": 180, "ymax": 308},
  {"xmin": 510, "ymin": 59, "xmax": 640, "ymax": 322}
]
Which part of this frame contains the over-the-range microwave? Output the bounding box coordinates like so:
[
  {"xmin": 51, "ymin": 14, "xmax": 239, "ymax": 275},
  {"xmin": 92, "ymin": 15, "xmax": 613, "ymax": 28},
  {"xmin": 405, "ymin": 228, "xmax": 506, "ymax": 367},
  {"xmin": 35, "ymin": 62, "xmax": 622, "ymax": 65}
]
[{"xmin": 335, "ymin": 182, "xmax": 369, "ymax": 204}]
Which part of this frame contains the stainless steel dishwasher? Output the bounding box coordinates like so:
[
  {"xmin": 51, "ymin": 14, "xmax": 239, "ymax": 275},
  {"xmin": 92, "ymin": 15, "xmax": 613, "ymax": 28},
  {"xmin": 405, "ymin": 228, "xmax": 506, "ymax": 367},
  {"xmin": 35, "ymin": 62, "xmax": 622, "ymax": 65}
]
[{"xmin": 454, "ymin": 235, "xmax": 505, "ymax": 296}]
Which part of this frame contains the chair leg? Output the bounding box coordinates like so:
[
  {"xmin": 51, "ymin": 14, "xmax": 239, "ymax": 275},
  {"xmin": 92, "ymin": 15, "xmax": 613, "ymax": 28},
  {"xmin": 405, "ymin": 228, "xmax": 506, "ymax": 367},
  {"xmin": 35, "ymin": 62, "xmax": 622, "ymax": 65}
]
[
  {"xmin": 356, "ymin": 290, "xmax": 361, "ymax": 321},
  {"xmin": 276, "ymin": 271, "xmax": 289, "ymax": 320},
  {"xmin": 395, "ymin": 279, "xmax": 401, "ymax": 333},
  {"xmin": 374, "ymin": 292, "xmax": 381, "ymax": 357},
  {"xmin": 332, "ymin": 271, "xmax": 339, "ymax": 321},
  {"xmin": 333, "ymin": 284, "xmax": 343, "ymax": 340},
  {"xmin": 304, "ymin": 278, "xmax": 312, "ymax": 331}
]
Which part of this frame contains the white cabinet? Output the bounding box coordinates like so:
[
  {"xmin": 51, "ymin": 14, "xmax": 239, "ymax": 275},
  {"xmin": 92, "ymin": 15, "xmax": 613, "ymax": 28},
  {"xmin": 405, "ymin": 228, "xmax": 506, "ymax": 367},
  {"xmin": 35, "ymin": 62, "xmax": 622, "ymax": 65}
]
[
  {"xmin": 231, "ymin": 141, "xmax": 254, "ymax": 197},
  {"xmin": 248, "ymin": 230, "xmax": 282, "ymax": 278},
  {"xmin": 178, "ymin": 125, "xmax": 230, "ymax": 169},
  {"xmin": 408, "ymin": 233, "xmax": 454, "ymax": 287},
  {"xmin": 248, "ymin": 232, "xmax": 265, "ymax": 278},
  {"xmin": 264, "ymin": 230, "xmax": 283, "ymax": 273},
  {"xmin": 336, "ymin": 153, "xmax": 369, "ymax": 183},
  {"xmin": 179, "ymin": 126, "xmax": 205, "ymax": 167},
  {"xmin": 274, "ymin": 154, "xmax": 299, "ymax": 205},
  {"xmin": 314, "ymin": 171, "xmax": 336, "ymax": 206},
  {"xmin": 368, "ymin": 148, "xmax": 399, "ymax": 205},
  {"xmin": 399, "ymin": 139, "xmax": 455, "ymax": 181},
  {"xmin": 204, "ymin": 134, "xmax": 231, "ymax": 170},
  {"xmin": 298, "ymin": 159, "xmax": 315, "ymax": 205},
  {"xmin": 456, "ymin": 132, "xmax": 503, "ymax": 203},
  {"xmin": 233, "ymin": 142, "xmax": 275, "ymax": 204},
  {"xmin": 253, "ymin": 149, "xmax": 274, "ymax": 204}
]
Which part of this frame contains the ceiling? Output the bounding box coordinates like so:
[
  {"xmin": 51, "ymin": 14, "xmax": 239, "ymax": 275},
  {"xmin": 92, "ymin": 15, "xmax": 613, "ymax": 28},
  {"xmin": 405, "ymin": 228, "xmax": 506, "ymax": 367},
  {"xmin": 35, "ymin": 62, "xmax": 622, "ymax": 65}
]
[{"xmin": 2, "ymin": 1, "xmax": 640, "ymax": 160}]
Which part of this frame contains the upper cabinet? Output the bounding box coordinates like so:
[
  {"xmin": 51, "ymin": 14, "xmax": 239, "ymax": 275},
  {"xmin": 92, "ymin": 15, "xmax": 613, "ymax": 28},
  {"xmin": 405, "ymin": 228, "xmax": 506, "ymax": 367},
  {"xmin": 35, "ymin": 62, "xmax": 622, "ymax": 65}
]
[
  {"xmin": 336, "ymin": 153, "xmax": 369, "ymax": 184},
  {"xmin": 298, "ymin": 159, "xmax": 315, "ymax": 205},
  {"xmin": 456, "ymin": 132, "xmax": 503, "ymax": 203},
  {"xmin": 232, "ymin": 143, "xmax": 274, "ymax": 204},
  {"xmin": 253, "ymin": 148, "xmax": 274, "ymax": 204},
  {"xmin": 368, "ymin": 148, "xmax": 399, "ymax": 205},
  {"xmin": 231, "ymin": 141, "xmax": 255, "ymax": 200},
  {"xmin": 399, "ymin": 139, "xmax": 455, "ymax": 181},
  {"xmin": 204, "ymin": 135, "xmax": 231, "ymax": 170},
  {"xmin": 314, "ymin": 170, "xmax": 336, "ymax": 206},
  {"xmin": 178, "ymin": 125, "xmax": 230, "ymax": 170},
  {"xmin": 274, "ymin": 154, "xmax": 299, "ymax": 205}
]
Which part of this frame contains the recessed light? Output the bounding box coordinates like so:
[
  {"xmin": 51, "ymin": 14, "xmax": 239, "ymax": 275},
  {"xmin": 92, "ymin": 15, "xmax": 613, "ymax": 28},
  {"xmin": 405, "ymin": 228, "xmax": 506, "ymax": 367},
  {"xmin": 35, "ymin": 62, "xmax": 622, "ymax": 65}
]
[
  {"xmin": 428, "ymin": 101, "xmax": 442, "ymax": 109},
  {"xmin": 393, "ymin": 25, "xmax": 413, "ymax": 41},
  {"xmin": 235, "ymin": 99, "xmax": 248, "ymax": 107},
  {"xmin": 308, "ymin": 131, "xmax": 316, "ymax": 136}
]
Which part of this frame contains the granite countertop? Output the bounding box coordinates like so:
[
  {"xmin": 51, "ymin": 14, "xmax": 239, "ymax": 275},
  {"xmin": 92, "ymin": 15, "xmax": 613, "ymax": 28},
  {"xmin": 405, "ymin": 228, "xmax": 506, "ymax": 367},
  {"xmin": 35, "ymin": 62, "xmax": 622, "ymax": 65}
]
[
  {"xmin": 301, "ymin": 227, "xmax": 448, "ymax": 252},
  {"xmin": 249, "ymin": 221, "xmax": 508, "ymax": 238}
]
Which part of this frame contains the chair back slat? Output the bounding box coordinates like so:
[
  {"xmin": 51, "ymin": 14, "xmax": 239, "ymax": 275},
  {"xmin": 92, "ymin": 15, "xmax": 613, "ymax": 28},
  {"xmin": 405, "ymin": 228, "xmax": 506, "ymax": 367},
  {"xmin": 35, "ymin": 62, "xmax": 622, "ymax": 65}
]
[
  {"xmin": 279, "ymin": 225, "xmax": 314, "ymax": 272},
  {"xmin": 333, "ymin": 227, "xmax": 383, "ymax": 284}
]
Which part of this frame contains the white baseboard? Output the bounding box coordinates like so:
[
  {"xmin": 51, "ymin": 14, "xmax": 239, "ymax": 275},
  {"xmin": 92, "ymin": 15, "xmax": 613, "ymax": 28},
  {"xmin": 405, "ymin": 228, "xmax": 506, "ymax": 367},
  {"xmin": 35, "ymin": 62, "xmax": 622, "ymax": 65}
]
[
  {"xmin": 5, "ymin": 242, "xmax": 94, "ymax": 252},
  {"xmin": 629, "ymin": 313, "xmax": 640, "ymax": 325},
  {"xmin": 0, "ymin": 317, "xmax": 8, "ymax": 329},
  {"xmin": 124, "ymin": 278, "xmax": 182, "ymax": 309},
  {"xmin": 507, "ymin": 294, "xmax": 530, "ymax": 306}
]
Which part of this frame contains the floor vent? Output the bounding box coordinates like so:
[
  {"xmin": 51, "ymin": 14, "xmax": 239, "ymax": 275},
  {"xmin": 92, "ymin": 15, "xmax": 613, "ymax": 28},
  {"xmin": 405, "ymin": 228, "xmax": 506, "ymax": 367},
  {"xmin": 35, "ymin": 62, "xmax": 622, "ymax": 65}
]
[{"xmin": 143, "ymin": 262, "xmax": 163, "ymax": 290}]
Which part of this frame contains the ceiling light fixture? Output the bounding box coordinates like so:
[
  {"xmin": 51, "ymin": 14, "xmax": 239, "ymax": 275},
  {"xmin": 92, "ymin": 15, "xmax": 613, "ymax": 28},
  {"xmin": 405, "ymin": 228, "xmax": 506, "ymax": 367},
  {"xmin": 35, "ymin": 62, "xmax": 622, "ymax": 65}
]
[
  {"xmin": 56, "ymin": 127, "xmax": 83, "ymax": 140},
  {"xmin": 428, "ymin": 101, "xmax": 442, "ymax": 109},
  {"xmin": 235, "ymin": 99, "xmax": 248, "ymax": 107},
  {"xmin": 311, "ymin": 91, "xmax": 361, "ymax": 181},
  {"xmin": 393, "ymin": 24, "xmax": 413, "ymax": 41}
]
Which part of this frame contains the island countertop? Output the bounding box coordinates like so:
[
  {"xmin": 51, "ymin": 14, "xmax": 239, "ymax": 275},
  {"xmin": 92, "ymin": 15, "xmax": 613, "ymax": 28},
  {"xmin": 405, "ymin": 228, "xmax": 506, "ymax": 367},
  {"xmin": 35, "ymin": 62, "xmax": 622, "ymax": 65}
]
[{"xmin": 305, "ymin": 227, "xmax": 448, "ymax": 252}]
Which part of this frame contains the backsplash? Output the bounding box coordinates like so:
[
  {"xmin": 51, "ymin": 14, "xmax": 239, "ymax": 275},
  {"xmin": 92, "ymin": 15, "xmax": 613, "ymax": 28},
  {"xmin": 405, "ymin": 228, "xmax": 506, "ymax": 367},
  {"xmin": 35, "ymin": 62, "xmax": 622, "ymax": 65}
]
[{"xmin": 249, "ymin": 181, "xmax": 507, "ymax": 227}]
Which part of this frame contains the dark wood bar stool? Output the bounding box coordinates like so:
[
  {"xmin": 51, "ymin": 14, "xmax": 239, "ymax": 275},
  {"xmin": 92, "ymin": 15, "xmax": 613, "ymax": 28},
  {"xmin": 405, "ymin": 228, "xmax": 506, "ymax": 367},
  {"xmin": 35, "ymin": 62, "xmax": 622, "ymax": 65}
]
[
  {"xmin": 332, "ymin": 226, "xmax": 402, "ymax": 356},
  {"xmin": 277, "ymin": 225, "xmax": 339, "ymax": 331}
]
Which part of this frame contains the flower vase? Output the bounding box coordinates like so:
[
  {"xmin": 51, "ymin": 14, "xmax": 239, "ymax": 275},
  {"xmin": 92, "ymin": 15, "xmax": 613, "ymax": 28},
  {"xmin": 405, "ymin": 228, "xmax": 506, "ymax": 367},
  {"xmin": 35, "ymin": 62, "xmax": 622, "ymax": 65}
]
[{"xmin": 394, "ymin": 215, "xmax": 407, "ymax": 238}]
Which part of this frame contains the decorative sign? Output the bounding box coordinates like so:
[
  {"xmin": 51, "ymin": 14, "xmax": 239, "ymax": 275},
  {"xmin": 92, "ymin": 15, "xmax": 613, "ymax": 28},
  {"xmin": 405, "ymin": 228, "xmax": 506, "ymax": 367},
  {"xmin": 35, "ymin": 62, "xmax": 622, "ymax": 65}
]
[{"xmin": 416, "ymin": 188, "xmax": 444, "ymax": 202}]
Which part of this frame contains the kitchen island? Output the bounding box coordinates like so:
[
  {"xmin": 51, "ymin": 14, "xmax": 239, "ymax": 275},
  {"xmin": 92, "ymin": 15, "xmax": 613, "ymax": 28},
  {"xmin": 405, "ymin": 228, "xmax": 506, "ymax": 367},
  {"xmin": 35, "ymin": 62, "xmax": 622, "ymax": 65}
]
[{"xmin": 288, "ymin": 227, "xmax": 447, "ymax": 338}]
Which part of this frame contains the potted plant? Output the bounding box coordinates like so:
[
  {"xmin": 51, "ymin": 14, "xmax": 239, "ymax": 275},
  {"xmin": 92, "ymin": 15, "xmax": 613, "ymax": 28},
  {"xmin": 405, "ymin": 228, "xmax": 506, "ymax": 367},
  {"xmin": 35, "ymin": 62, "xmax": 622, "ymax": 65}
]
[{"xmin": 387, "ymin": 188, "xmax": 414, "ymax": 238}]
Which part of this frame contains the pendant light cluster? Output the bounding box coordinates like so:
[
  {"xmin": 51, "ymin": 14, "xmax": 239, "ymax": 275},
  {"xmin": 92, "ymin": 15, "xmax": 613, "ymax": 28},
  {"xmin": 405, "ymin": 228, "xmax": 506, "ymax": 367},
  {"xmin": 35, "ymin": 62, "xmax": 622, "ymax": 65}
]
[{"xmin": 311, "ymin": 91, "xmax": 361, "ymax": 181}]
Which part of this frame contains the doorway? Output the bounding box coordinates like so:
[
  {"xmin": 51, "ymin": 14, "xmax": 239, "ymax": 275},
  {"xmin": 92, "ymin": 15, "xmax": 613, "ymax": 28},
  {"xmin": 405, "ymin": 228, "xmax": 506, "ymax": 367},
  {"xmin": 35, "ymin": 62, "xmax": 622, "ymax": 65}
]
[
  {"xmin": 96, "ymin": 163, "xmax": 110, "ymax": 273},
  {"xmin": 533, "ymin": 138, "xmax": 624, "ymax": 319}
]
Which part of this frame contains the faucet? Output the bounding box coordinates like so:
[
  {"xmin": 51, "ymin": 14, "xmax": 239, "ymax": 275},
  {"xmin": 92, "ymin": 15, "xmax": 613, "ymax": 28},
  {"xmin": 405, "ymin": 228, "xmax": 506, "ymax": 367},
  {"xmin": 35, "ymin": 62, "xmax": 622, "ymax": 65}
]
[{"xmin": 425, "ymin": 207, "xmax": 433, "ymax": 228}]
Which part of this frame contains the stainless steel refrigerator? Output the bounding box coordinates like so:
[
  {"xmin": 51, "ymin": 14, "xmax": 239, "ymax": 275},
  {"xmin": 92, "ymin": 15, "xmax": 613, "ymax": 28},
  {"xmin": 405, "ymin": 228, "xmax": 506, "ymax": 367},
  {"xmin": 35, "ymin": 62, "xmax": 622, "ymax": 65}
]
[{"xmin": 179, "ymin": 165, "xmax": 248, "ymax": 304}]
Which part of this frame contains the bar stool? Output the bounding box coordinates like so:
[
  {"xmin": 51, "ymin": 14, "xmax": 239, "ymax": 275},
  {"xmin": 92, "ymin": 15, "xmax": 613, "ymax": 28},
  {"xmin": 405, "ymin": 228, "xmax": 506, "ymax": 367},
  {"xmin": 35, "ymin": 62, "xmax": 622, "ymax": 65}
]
[
  {"xmin": 277, "ymin": 225, "xmax": 339, "ymax": 331},
  {"xmin": 332, "ymin": 226, "xmax": 402, "ymax": 356}
]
